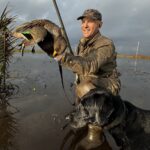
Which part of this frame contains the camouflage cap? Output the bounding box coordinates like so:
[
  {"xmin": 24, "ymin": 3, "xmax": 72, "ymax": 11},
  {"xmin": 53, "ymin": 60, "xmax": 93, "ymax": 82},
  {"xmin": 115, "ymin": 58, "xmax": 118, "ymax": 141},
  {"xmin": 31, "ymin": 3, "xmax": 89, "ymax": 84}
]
[{"xmin": 77, "ymin": 9, "xmax": 102, "ymax": 21}]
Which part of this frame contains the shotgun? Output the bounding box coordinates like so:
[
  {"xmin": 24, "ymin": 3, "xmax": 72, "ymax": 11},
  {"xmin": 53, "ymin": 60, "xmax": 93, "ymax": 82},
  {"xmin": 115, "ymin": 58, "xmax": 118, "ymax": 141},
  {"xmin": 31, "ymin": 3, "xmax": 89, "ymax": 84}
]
[{"xmin": 52, "ymin": 0, "xmax": 74, "ymax": 55}]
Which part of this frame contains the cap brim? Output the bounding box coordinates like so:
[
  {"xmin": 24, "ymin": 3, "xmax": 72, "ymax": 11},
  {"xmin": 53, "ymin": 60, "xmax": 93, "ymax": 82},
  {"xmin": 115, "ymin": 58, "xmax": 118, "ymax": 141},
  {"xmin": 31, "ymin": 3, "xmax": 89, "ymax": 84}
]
[
  {"xmin": 77, "ymin": 15, "xmax": 99, "ymax": 21},
  {"xmin": 77, "ymin": 16, "xmax": 85, "ymax": 20}
]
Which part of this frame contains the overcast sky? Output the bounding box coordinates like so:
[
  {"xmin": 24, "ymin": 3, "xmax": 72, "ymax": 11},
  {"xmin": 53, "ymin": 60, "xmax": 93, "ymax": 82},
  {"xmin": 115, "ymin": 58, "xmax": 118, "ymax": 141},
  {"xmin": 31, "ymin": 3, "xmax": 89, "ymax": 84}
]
[{"xmin": 1, "ymin": 0, "xmax": 150, "ymax": 54}]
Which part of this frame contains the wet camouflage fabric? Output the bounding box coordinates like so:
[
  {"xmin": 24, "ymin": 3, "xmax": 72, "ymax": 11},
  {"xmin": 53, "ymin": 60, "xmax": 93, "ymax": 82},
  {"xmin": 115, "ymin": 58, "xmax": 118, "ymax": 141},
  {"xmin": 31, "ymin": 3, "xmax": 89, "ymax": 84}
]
[{"xmin": 61, "ymin": 32, "xmax": 121, "ymax": 97}]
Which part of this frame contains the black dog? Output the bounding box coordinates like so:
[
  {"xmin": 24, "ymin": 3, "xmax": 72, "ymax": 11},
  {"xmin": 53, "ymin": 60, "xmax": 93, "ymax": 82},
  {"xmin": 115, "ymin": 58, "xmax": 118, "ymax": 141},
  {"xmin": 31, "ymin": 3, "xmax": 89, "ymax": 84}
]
[{"xmin": 67, "ymin": 89, "xmax": 150, "ymax": 150}]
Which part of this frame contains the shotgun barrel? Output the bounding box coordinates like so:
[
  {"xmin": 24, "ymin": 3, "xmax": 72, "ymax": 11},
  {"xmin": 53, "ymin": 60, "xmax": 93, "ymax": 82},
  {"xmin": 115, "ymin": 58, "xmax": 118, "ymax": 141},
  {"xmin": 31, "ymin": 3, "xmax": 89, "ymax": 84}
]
[{"xmin": 52, "ymin": 0, "xmax": 74, "ymax": 55}]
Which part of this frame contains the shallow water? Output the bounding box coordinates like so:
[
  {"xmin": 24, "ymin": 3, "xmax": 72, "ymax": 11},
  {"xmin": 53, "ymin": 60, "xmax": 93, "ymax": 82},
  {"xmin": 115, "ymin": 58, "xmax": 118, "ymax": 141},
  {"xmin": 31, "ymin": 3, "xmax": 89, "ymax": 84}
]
[{"xmin": 0, "ymin": 53, "xmax": 150, "ymax": 150}]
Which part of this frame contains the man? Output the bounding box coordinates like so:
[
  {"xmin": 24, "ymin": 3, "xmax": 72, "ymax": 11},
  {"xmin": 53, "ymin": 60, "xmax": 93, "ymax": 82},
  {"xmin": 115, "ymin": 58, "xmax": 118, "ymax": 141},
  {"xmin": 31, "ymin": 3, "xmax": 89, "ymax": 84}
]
[{"xmin": 55, "ymin": 9, "xmax": 121, "ymax": 104}]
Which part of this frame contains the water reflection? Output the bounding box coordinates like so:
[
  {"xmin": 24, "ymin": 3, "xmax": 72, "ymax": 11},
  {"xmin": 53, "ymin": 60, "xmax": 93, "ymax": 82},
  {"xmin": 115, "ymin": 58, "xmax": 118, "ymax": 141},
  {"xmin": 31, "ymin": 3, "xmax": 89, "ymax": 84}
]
[
  {"xmin": 0, "ymin": 93, "xmax": 18, "ymax": 150},
  {"xmin": 60, "ymin": 125, "xmax": 112, "ymax": 150}
]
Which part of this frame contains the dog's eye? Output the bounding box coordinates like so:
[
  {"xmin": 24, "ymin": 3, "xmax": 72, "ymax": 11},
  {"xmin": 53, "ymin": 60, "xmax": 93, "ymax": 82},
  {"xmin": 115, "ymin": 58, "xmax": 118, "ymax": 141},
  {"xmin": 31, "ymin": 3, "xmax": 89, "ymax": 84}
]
[{"xmin": 84, "ymin": 116, "xmax": 95, "ymax": 123}]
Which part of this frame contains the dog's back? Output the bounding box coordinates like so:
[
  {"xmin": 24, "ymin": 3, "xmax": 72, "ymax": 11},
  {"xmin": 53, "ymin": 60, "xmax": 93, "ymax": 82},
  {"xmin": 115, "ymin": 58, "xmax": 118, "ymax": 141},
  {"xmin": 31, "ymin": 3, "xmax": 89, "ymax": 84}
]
[
  {"xmin": 124, "ymin": 101, "xmax": 150, "ymax": 134},
  {"xmin": 123, "ymin": 101, "xmax": 150, "ymax": 150}
]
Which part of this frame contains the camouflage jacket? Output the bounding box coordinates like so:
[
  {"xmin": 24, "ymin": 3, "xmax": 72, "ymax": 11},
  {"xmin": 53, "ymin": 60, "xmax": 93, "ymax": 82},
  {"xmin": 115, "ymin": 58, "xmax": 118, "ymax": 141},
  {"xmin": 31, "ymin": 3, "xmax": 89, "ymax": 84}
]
[{"xmin": 61, "ymin": 32, "xmax": 120, "ymax": 87}]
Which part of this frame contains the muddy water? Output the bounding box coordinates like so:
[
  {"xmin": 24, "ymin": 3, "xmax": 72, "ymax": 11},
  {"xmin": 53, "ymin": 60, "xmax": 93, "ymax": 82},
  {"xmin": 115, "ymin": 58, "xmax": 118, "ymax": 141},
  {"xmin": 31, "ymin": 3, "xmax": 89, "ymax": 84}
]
[{"xmin": 1, "ymin": 53, "xmax": 150, "ymax": 150}]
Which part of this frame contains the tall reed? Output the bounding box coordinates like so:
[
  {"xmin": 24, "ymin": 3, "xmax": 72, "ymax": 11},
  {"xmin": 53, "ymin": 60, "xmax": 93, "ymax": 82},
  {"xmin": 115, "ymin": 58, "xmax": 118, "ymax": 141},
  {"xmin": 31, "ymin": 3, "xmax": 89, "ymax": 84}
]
[{"xmin": 0, "ymin": 5, "xmax": 17, "ymax": 99}]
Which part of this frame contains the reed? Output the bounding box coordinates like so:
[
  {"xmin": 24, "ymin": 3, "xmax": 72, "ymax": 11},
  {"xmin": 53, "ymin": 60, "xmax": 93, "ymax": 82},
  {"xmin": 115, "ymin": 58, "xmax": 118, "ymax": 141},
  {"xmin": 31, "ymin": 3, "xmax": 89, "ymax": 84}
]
[{"xmin": 0, "ymin": 5, "xmax": 17, "ymax": 100}]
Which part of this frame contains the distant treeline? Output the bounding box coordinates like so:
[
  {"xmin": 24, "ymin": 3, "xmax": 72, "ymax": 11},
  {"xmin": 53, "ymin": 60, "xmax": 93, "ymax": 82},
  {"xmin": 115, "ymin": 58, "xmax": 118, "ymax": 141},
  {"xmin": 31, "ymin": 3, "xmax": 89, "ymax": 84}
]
[
  {"xmin": 14, "ymin": 50, "xmax": 150, "ymax": 60},
  {"xmin": 117, "ymin": 53, "xmax": 150, "ymax": 60}
]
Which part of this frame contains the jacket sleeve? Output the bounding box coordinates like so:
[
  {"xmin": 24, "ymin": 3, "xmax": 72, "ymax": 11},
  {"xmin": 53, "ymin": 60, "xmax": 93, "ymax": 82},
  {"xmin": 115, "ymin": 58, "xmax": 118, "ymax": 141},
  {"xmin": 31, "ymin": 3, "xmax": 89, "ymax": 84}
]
[{"xmin": 61, "ymin": 42, "xmax": 115, "ymax": 75}]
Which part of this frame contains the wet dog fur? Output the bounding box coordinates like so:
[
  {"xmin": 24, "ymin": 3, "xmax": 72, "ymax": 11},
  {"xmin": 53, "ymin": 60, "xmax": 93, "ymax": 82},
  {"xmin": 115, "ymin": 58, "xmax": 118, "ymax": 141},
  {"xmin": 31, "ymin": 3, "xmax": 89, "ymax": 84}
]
[{"xmin": 67, "ymin": 89, "xmax": 150, "ymax": 150}]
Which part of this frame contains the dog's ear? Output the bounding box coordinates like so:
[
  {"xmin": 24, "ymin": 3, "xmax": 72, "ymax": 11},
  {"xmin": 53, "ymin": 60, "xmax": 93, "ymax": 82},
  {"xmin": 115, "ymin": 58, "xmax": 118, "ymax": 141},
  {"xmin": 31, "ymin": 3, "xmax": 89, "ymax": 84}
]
[{"xmin": 99, "ymin": 95, "xmax": 115, "ymax": 126}]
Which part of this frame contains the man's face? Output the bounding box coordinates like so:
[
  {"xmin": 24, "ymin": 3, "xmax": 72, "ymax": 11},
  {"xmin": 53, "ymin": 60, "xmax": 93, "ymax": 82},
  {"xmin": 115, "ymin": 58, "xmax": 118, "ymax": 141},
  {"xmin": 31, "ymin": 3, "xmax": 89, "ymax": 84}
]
[{"xmin": 81, "ymin": 18, "xmax": 101, "ymax": 38}]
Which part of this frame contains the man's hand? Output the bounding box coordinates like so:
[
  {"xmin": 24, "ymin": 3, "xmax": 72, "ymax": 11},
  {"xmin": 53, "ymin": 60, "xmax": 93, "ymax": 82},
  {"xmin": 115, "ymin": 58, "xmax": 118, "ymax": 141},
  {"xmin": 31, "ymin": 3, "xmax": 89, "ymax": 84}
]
[{"xmin": 54, "ymin": 54, "xmax": 64, "ymax": 61}]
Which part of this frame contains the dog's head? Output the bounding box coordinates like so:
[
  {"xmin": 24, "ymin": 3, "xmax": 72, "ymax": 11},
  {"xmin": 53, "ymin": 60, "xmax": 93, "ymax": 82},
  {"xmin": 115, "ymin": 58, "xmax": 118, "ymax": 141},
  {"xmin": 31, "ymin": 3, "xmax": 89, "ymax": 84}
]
[{"xmin": 67, "ymin": 89, "xmax": 115, "ymax": 129}]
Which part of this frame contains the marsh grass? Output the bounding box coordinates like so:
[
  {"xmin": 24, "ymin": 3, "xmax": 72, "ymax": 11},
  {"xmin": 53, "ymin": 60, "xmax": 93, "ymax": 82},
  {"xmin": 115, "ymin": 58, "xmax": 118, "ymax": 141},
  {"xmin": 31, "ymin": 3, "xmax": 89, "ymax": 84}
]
[
  {"xmin": 0, "ymin": 5, "xmax": 17, "ymax": 101},
  {"xmin": 0, "ymin": 6, "xmax": 18, "ymax": 150}
]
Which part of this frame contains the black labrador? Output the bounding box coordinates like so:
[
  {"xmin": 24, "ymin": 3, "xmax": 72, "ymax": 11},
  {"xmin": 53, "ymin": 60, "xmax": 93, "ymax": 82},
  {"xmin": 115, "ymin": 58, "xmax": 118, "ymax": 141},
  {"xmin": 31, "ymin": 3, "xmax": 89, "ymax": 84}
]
[{"xmin": 66, "ymin": 89, "xmax": 150, "ymax": 150}]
